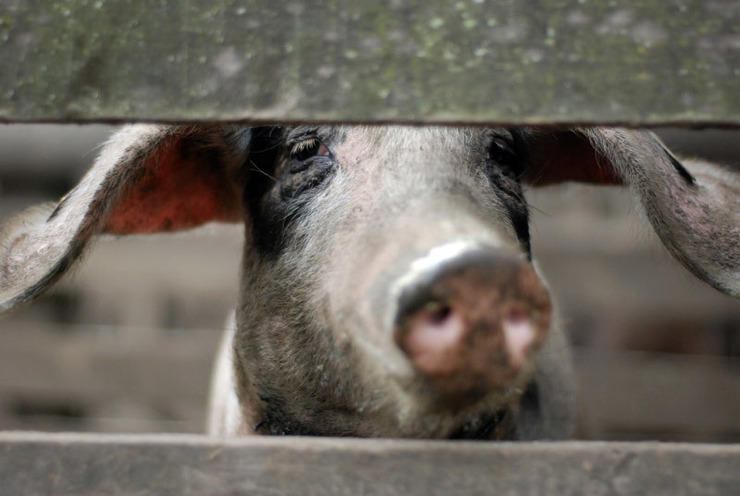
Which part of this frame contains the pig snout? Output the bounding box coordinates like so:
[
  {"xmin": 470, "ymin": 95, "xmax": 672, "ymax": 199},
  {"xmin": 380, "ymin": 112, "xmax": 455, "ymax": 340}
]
[{"xmin": 392, "ymin": 246, "xmax": 552, "ymax": 400}]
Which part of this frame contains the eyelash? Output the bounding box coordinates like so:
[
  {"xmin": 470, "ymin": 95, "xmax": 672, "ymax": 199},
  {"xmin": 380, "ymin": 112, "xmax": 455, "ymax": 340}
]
[{"xmin": 290, "ymin": 137, "xmax": 330, "ymax": 161}]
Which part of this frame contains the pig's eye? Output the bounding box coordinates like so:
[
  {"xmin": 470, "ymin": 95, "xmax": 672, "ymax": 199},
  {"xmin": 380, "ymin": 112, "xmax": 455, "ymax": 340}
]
[
  {"xmin": 488, "ymin": 139, "xmax": 523, "ymax": 180},
  {"xmin": 290, "ymin": 138, "xmax": 330, "ymax": 162},
  {"xmin": 281, "ymin": 136, "xmax": 335, "ymax": 199}
]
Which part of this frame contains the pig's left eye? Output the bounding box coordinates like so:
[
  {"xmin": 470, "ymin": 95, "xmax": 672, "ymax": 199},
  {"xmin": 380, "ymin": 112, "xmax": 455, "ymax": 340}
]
[
  {"xmin": 290, "ymin": 138, "xmax": 330, "ymax": 162},
  {"xmin": 487, "ymin": 138, "xmax": 523, "ymax": 181}
]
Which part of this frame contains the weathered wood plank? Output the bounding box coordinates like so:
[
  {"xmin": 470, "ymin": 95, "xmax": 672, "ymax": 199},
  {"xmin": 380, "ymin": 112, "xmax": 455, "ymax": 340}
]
[
  {"xmin": 1, "ymin": 1, "xmax": 739, "ymax": 124},
  {"xmin": 575, "ymin": 351, "xmax": 740, "ymax": 441},
  {"xmin": 1, "ymin": 433, "xmax": 739, "ymax": 496}
]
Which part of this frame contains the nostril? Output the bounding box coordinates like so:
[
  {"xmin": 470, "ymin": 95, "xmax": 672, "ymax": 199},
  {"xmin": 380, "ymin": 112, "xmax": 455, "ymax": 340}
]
[
  {"xmin": 400, "ymin": 301, "xmax": 465, "ymax": 372},
  {"xmin": 502, "ymin": 308, "xmax": 535, "ymax": 368},
  {"xmin": 424, "ymin": 301, "xmax": 452, "ymax": 325}
]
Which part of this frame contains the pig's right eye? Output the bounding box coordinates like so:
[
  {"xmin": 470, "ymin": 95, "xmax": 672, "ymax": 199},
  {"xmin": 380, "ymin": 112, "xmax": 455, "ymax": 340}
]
[
  {"xmin": 290, "ymin": 138, "xmax": 331, "ymax": 162},
  {"xmin": 281, "ymin": 137, "xmax": 335, "ymax": 199}
]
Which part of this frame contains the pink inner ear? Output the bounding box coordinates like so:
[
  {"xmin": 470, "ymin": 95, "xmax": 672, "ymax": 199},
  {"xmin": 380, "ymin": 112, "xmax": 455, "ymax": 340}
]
[{"xmin": 104, "ymin": 138, "xmax": 242, "ymax": 234}]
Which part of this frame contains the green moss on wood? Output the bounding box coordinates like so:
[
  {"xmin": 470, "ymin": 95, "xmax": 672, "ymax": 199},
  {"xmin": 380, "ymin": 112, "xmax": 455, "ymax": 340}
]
[{"xmin": 0, "ymin": 0, "xmax": 738, "ymax": 124}]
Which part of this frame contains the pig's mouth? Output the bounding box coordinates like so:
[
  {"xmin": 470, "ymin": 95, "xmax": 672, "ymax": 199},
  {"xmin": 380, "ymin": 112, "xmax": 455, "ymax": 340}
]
[
  {"xmin": 448, "ymin": 405, "xmax": 516, "ymax": 440},
  {"xmin": 386, "ymin": 350, "xmax": 541, "ymax": 439}
]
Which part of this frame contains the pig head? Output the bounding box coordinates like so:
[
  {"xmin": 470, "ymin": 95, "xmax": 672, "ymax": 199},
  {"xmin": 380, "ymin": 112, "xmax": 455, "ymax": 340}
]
[{"xmin": 1, "ymin": 125, "xmax": 738, "ymax": 440}]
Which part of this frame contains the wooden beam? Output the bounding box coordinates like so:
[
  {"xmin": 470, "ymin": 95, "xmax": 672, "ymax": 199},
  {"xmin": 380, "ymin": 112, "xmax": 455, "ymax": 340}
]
[
  {"xmin": 1, "ymin": 1, "xmax": 739, "ymax": 124},
  {"xmin": 1, "ymin": 432, "xmax": 739, "ymax": 495}
]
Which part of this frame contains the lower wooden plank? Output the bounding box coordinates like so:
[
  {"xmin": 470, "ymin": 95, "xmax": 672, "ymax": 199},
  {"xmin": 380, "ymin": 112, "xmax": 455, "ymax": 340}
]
[{"xmin": 0, "ymin": 432, "xmax": 738, "ymax": 496}]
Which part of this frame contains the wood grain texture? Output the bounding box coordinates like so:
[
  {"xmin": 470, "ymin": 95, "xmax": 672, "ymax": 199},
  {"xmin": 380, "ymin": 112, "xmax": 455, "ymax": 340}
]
[
  {"xmin": 1, "ymin": 1, "xmax": 739, "ymax": 124},
  {"xmin": 1, "ymin": 433, "xmax": 740, "ymax": 495}
]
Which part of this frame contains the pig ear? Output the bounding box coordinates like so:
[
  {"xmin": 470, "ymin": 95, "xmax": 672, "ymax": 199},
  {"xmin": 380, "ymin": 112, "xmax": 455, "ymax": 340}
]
[
  {"xmin": 0, "ymin": 124, "xmax": 250, "ymax": 311},
  {"xmin": 520, "ymin": 127, "xmax": 739, "ymax": 297}
]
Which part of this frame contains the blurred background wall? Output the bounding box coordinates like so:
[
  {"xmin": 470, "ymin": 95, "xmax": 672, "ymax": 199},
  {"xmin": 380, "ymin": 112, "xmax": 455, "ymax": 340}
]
[{"xmin": 0, "ymin": 124, "xmax": 738, "ymax": 441}]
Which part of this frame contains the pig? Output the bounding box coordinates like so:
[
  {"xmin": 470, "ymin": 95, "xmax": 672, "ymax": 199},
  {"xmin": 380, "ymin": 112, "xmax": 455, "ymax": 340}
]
[{"xmin": 0, "ymin": 124, "xmax": 738, "ymax": 440}]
